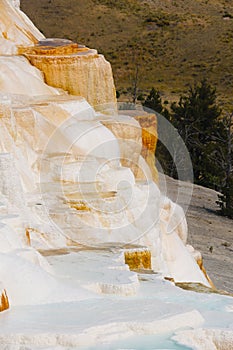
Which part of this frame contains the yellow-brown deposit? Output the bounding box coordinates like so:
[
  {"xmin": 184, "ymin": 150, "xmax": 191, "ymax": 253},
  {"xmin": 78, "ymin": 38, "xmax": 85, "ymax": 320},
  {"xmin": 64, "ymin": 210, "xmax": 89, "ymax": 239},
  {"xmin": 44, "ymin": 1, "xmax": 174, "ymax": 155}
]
[
  {"xmin": 117, "ymin": 111, "xmax": 158, "ymax": 183},
  {"xmin": 18, "ymin": 39, "xmax": 82, "ymax": 56},
  {"xmin": 0, "ymin": 289, "xmax": 9, "ymax": 312},
  {"xmin": 20, "ymin": 39, "xmax": 117, "ymax": 109},
  {"xmin": 134, "ymin": 113, "xmax": 158, "ymax": 183},
  {"xmin": 69, "ymin": 201, "xmax": 91, "ymax": 211},
  {"xmin": 124, "ymin": 249, "xmax": 152, "ymax": 270},
  {"xmin": 196, "ymin": 257, "xmax": 215, "ymax": 289},
  {"xmin": 101, "ymin": 117, "xmax": 142, "ymax": 179},
  {"xmin": 175, "ymin": 282, "xmax": 233, "ymax": 297},
  {"xmin": 25, "ymin": 228, "xmax": 31, "ymax": 246}
]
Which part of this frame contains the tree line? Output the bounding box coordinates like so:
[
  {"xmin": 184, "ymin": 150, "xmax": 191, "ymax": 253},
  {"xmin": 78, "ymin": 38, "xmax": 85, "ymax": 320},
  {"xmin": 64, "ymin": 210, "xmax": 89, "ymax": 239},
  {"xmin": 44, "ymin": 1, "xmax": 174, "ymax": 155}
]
[{"xmin": 142, "ymin": 80, "xmax": 233, "ymax": 219}]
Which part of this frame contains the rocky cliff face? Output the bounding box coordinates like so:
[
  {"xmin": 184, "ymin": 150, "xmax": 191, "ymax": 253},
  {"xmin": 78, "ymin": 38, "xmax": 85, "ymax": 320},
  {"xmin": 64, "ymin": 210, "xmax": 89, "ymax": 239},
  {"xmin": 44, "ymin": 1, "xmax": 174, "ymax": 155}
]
[
  {"xmin": 0, "ymin": 0, "xmax": 44, "ymax": 54},
  {"xmin": 0, "ymin": 56, "xmax": 59, "ymax": 95},
  {"xmin": 20, "ymin": 38, "xmax": 117, "ymax": 110},
  {"xmin": 0, "ymin": 0, "xmax": 116, "ymax": 108},
  {"xmin": 102, "ymin": 111, "xmax": 158, "ymax": 183},
  {"xmin": 0, "ymin": 0, "xmax": 214, "ymax": 313}
]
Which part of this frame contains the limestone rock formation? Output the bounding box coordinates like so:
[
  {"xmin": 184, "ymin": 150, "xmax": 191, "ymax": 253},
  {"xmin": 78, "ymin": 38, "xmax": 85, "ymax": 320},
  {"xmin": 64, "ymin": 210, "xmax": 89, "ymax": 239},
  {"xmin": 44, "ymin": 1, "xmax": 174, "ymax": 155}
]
[
  {"xmin": 0, "ymin": 0, "xmax": 116, "ymax": 109},
  {"xmin": 134, "ymin": 113, "xmax": 158, "ymax": 183},
  {"xmin": 0, "ymin": 3, "xmax": 232, "ymax": 350},
  {"xmin": 102, "ymin": 111, "xmax": 158, "ymax": 183},
  {"xmin": 101, "ymin": 115, "xmax": 142, "ymax": 180},
  {"xmin": 21, "ymin": 38, "xmax": 117, "ymax": 110},
  {"xmin": 0, "ymin": 0, "xmax": 44, "ymax": 54},
  {"xmin": 0, "ymin": 56, "xmax": 59, "ymax": 96},
  {"xmin": 9, "ymin": 0, "xmax": 19, "ymax": 8},
  {"xmin": 0, "ymin": 284, "xmax": 9, "ymax": 312},
  {"xmin": 0, "ymin": 0, "xmax": 215, "ymax": 313},
  {"xmin": 187, "ymin": 245, "xmax": 215, "ymax": 289},
  {"xmin": 124, "ymin": 247, "xmax": 152, "ymax": 270}
]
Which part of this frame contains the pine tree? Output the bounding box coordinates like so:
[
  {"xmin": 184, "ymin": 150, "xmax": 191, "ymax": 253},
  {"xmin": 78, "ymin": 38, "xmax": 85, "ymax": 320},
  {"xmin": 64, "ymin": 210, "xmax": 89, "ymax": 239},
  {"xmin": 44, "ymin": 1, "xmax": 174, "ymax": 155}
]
[
  {"xmin": 215, "ymin": 113, "xmax": 233, "ymax": 218},
  {"xmin": 171, "ymin": 79, "xmax": 222, "ymax": 187},
  {"xmin": 143, "ymin": 87, "xmax": 163, "ymax": 114},
  {"xmin": 217, "ymin": 177, "xmax": 233, "ymax": 219}
]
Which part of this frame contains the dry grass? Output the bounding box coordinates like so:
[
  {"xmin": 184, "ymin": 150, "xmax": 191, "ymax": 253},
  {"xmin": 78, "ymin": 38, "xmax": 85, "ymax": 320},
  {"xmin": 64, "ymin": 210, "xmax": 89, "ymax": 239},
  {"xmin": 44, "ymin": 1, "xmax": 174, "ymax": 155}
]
[{"xmin": 21, "ymin": 0, "xmax": 233, "ymax": 109}]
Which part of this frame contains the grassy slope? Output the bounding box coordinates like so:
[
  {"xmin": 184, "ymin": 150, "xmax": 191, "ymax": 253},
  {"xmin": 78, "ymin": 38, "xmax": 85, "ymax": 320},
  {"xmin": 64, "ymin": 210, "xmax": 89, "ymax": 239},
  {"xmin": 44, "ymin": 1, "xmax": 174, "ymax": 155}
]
[{"xmin": 21, "ymin": 0, "xmax": 233, "ymax": 109}]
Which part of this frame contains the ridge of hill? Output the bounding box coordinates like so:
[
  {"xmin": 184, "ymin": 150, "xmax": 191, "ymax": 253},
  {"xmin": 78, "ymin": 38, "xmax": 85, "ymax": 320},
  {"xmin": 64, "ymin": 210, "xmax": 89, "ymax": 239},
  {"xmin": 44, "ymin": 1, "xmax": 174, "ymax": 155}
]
[{"xmin": 21, "ymin": 0, "xmax": 233, "ymax": 108}]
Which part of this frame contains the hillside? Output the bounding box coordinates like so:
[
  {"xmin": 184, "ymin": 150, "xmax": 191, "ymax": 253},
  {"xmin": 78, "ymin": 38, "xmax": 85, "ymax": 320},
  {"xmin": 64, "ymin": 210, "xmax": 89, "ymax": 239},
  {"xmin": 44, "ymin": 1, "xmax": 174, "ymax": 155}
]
[
  {"xmin": 21, "ymin": 0, "xmax": 233, "ymax": 109},
  {"xmin": 164, "ymin": 175, "xmax": 233, "ymax": 293}
]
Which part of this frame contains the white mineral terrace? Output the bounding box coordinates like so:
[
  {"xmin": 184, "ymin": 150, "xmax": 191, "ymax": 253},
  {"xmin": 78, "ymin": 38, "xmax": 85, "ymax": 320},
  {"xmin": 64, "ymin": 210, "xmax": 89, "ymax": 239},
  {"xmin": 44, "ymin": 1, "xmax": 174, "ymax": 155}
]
[{"xmin": 0, "ymin": 1, "xmax": 232, "ymax": 349}]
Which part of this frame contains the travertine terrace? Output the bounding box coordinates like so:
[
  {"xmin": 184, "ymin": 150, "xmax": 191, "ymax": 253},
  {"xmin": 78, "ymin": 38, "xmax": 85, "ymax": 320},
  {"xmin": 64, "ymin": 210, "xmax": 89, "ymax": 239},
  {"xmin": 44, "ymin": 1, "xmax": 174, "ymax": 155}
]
[{"xmin": 0, "ymin": 1, "xmax": 232, "ymax": 349}]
